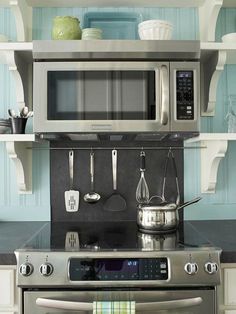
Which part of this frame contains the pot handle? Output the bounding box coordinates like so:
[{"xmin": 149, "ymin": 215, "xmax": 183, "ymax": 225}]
[{"xmin": 177, "ymin": 197, "xmax": 202, "ymax": 211}]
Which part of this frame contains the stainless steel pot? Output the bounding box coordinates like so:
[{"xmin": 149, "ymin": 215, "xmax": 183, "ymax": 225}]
[
  {"xmin": 137, "ymin": 197, "xmax": 201, "ymax": 233},
  {"xmin": 138, "ymin": 231, "xmax": 179, "ymax": 250},
  {"xmin": 137, "ymin": 149, "xmax": 201, "ymax": 233}
]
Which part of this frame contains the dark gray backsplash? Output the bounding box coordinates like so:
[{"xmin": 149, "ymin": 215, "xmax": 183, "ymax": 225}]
[{"xmin": 50, "ymin": 140, "xmax": 184, "ymax": 222}]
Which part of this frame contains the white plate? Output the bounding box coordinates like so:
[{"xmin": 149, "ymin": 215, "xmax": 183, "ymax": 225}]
[{"xmin": 222, "ymin": 32, "xmax": 236, "ymax": 43}]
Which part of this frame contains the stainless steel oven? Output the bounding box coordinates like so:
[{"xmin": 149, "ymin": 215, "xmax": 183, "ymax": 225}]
[
  {"xmin": 16, "ymin": 249, "xmax": 221, "ymax": 314},
  {"xmin": 33, "ymin": 41, "xmax": 200, "ymax": 134}
]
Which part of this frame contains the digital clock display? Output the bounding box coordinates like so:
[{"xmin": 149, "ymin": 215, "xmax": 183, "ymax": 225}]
[{"xmin": 69, "ymin": 258, "xmax": 168, "ymax": 281}]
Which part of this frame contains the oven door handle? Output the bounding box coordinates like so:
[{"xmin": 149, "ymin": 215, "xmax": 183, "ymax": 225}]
[{"xmin": 36, "ymin": 296, "xmax": 202, "ymax": 311}]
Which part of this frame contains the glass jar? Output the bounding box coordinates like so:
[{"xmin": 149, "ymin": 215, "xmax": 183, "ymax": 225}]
[{"xmin": 52, "ymin": 16, "xmax": 82, "ymax": 40}]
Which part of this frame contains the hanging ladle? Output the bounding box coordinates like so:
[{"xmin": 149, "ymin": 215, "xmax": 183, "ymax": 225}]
[{"xmin": 84, "ymin": 151, "xmax": 101, "ymax": 203}]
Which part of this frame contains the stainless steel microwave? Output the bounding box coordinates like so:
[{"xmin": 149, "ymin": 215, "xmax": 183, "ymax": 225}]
[{"xmin": 33, "ymin": 60, "xmax": 200, "ymax": 134}]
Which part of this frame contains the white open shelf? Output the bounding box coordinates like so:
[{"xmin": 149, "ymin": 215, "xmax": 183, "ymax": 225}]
[
  {"xmin": 200, "ymin": 42, "xmax": 236, "ymax": 117},
  {"xmin": 0, "ymin": 134, "xmax": 36, "ymax": 141},
  {"xmin": 0, "ymin": 0, "xmax": 234, "ymax": 41},
  {"xmin": 0, "ymin": 134, "xmax": 39, "ymax": 194},
  {"xmin": 186, "ymin": 133, "xmax": 236, "ymax": 194},
  {"xmin": 0, "ymin": 0, "xmax": 233, "ymax": 8}
]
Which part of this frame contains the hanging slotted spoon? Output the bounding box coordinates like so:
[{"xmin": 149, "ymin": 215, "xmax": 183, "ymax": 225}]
[
  {"xmin": 64, "ymin": 150, "xmax": 79, "ymax": 212},
  {"xmin": 103, "ymin": 149, "xmax": 126, "ymax": 212}
]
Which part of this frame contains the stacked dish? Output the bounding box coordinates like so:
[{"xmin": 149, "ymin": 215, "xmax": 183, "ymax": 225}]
[
  {"xmin": 221, "ymin": 33, "xmax": 236, "ymax": 43},
  {"xmin": 138, "ymin": 19, "xmax": 173, "ymax": 40},
  {"xmin": 82, "ymin": 28, "xmax": 102, "ymax": 40},
  {"xmin": 0, "ymin": 119, "xmax": 11, "ymax": 133}
]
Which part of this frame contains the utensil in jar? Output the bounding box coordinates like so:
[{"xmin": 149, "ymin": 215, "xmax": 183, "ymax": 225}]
[
  {"xmin": 64, "ymin": 150, "xmax": 79, "ymax": 212},
  {"xmin": 8, "ymin": 109, "xmax": 17, "ymax": 118},
  {"xmin": 103, "ymin": 149, "xmax": 126, "ymax": 211},
  {"xmin": 136, "ymin": 150, "xmax": 150, "ymax": 204},
  {"xmin": 84, "ymin": 151, "xmax": 101, "ymax": 204},
  {"xmin": 20, "ymin": 106, "xmax": 29, "ymax": 118}
]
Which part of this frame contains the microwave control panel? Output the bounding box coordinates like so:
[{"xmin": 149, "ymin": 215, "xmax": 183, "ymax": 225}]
[{"xmin": 176, "ymin": 70, "xmax": 194, "ymax": 120}]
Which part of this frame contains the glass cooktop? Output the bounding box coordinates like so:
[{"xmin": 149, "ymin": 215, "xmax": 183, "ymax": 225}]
[{"xmin": 20, "ymin": 221, "xmax": 213, "ymax": 252}]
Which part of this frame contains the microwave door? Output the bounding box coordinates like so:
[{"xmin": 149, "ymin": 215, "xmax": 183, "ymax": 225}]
[{"xmin": 33, "ymin": 62, "xmax": 170, "ymax": 133}]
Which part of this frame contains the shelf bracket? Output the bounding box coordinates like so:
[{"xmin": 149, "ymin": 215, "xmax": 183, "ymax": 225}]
[
  {"xmin": 5, "ymin": 141, "xmax": 32, "ymax": 194},
  {"xmin": 199, "ymin": 0, "xmax": 223, "ymax": 42},
  {"xmin": 0, "ymin": 50, "xmax": 32, "ymax": 110},
  {"xmin": 9, "ymin": 0, "xmax": 32, "ymax": 41},
  {"xmin": 200, "ymin": 139, "xmax": 228, "ymax": 193},
  {"xmin": 201, "ymin": 49, "xmax": 227, "ymax": 116}
]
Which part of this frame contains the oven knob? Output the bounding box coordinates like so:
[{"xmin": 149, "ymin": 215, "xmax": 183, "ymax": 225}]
[
  {"xmin": 184, "ymin": 262, "xmax": 198, "ymax": 275},
  {"xmin": 205, "ymin": 262, "xmax": 218, "ymax": 275},
  {"xmin": 39, "ymin": 263, "xmax": 54, "ymax": 276},
  {"xmin": 19, "ymin": 263, "xmax": 34, "ymax": 276}
]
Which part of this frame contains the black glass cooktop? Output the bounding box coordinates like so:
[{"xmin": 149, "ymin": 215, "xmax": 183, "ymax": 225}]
[{"xmin": 21, "ymin": 221, "xmax": 213, "ymax": 252}]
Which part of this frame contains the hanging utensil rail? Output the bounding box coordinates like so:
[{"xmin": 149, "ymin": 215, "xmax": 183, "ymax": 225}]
[{"xmin": 27, "ymin": 146, "xmax": 206, "ymax": 151}]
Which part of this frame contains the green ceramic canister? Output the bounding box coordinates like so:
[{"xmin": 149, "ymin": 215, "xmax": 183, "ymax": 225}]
[{"xmin": 52, "ymin": 16, "xmax": 82, "ymax": 40}]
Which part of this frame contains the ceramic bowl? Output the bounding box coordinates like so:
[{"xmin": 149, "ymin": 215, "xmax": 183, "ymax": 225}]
[
  {"xmin": 138, "ymin": 19, "xmax": 173, "ymax": 40},
  {"xmin": 82, "ymin": 28, "xmax": 102, "ymax": 40},
  {"xmin": 0, "ymin": 119, "xmax": 11, "ymax": 134},
  {"xmin": 222, "ymin": 33, "xmax": 236, "ymax": 43},
  {"xmin": 0, "ymin": 34, "xmax": 8, "ymax": 42}
]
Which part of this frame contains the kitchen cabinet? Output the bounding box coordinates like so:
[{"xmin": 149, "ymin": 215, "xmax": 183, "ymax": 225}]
[
  {"xmin": 218, "ymin": 264, "xmax": 236, "ymax": 314},
  {"xmin": 0, "ymin": 266, "xmax": 18, "ymax": 314}
]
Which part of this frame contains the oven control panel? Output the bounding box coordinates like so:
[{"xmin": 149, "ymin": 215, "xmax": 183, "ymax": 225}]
[
  {"xmin": 15, "ymin": 250, "xmax": 222, "ymax": 287},
  {"xmin": 69, "ymin": 258, "xmax": 168, "ymax": 281}
]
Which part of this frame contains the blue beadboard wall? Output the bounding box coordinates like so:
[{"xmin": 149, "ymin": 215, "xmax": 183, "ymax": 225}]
[
  {"xmin": 0, "ymin": 6, "xmax": 236, "ymax": 220},
  {"xmin": 184, "ymin": 8, "xmax": 236, "ymax": 220},
  {"xmin": 0, "ymin": 8, "xmax": 50, "ymax": 221}
]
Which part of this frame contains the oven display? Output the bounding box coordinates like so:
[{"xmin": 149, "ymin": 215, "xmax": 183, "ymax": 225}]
[{"xmin": 69, "ymin": 258, "xmax": 168, "ymax": 281}]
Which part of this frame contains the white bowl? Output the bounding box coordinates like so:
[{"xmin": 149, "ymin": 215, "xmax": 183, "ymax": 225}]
[
  {"xmin": 139, "ymin": 19, "xmax": 172, "ymax": 28},
  {"xmin": 138, "ymin": 19, "xmax": 173, "ymax": 40},
  {"xmin": 0, "ymin": 125, "xmax": 11, "ymax": 134},
  {"xmin": 222, "ymin": 32, "xmax": 236, "ymax": 43},
  {"xmin": 0, "ymin": 34, "xmax": 8, "ymax": 42},
  {"xmin": 82, "ymin": 28, "xmax": 103, "ymax": 40}
]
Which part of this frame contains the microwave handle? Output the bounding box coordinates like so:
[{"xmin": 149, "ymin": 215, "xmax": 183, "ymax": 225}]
[
  {"xmin": 159, "ymin": 65, "xmax": 169, "ymax": 125},
  {"xmin": 36, "ymin": 296, "xmax": 202, "ymax": 311}
]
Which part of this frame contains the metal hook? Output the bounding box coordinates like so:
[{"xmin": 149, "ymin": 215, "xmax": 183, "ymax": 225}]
[{"xmin": 168, "ymin": 147, "xmax": 174, "ymax": 158}]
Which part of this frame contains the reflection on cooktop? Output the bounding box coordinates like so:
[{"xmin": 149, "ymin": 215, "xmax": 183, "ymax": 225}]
[{"xmin": 21, "ymin": 221, "xmax": 213, "ymax": 251}]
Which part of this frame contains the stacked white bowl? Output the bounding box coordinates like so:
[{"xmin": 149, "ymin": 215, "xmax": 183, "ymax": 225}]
[
  {"xmin": 138, "ymin": 19, "xmax": 173, "ymax": 40},
  {"xmin": 82, "ymin": 28, "xmax": 102, "ymax": 40}
]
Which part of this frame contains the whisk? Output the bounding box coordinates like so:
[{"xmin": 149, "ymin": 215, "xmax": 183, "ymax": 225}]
[{"xmin": 136, "ymin": 150, "xmax": 150, "ymax": 204}]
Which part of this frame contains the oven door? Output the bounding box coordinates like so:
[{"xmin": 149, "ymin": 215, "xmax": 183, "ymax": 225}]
[
  {"xmin": 33, "ymin": 61, "xmax": 170, "ymax": 133},
  {"xmin": 24, "ymin": 289, "xmax": 216, "ymax": 314}
]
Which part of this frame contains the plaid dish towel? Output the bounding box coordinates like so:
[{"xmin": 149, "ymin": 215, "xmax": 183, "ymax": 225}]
[{"xmin": 93, "ymin": 301, "xmax": 135, "ymax": 314}]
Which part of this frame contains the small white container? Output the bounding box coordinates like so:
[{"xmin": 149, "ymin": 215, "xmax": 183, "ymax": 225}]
[
  {"xmin": 0, "ymin": 34, "xmax": 8, "ymax": 42},
  {"xmin": 222, "ymin": 32, "xmax": 236, "ymax": 43},
  {"xmin": 82, "ymin": 28, "xmax": 102, "ymax": 40},
  {"xmin": 138, "ymin": 19, "xmax": 173, "ymax": 40}
]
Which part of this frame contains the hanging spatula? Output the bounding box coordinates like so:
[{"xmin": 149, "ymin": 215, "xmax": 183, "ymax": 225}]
[{"xmin": 64, "ymin": 150, "xmax": 79, "ymax": 212}]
